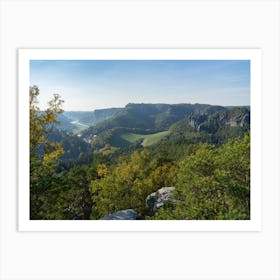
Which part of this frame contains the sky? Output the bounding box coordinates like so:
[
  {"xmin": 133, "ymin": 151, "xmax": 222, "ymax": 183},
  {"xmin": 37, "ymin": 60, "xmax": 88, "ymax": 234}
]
[{"xmin": 30, "ymin": 60, "xmax": 250, "ymax": 111}]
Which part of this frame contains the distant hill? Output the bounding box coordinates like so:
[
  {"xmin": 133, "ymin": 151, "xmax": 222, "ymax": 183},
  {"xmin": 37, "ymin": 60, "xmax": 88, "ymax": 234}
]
[
  {"xmin": 81, "ymin": 103, "xmax": 250, "ymax": 149},
  {"xmin": 56, "ymin": 113, "xmax": 77, "ymax": 131},
  {"xmin": 55, "ymin": 108, "xmax": 122, "ymax": 133},
  {"xmin": 82, "ymin": 103, "xmax": 225, "ymax": 136},
  {"xmin": 169, "ymin": 106, "xmax": 250, "ymax": 144},
  {"xmin": 63, "ymin": 108, "xmax": 122, "ymax": 126}
]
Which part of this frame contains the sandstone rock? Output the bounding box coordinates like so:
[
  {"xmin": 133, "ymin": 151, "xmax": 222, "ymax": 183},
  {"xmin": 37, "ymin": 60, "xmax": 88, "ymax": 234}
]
[
  {"xmin": 240, "ymin": 113, "xmax": 250, "ymax": 127},
  {"xmin": 100, "ymin": 209, "xmax": 138, "ymax": 220},
  {"xmin": 146, "ymin": 187, "xmax": 175, "ymax": 213}
]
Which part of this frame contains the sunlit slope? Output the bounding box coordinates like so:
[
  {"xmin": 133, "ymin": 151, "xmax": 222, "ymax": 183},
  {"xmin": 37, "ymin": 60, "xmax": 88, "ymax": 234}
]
[
  {"xmin": 80, "ymin": 103, "xmax": 250, "ymax": 150},
  {"xmin": 121, "ymin": 130, "xmax": 170, "ymax": 147}
]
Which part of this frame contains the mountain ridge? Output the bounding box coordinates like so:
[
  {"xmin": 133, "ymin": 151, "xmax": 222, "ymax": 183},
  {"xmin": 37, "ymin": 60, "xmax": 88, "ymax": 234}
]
[{"xmin": 79, "ymin": 103, "xmax": 250, "ymax": 149}]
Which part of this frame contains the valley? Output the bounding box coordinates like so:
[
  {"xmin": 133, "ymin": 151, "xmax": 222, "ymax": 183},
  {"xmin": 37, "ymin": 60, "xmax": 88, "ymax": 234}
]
[
  {"xmin": 56, "ymin": 103, "xmax": 250, "ymax": 152},
  {"xmin": 31, "ymin": 92, "xmax": 250, "ymax": 221}
]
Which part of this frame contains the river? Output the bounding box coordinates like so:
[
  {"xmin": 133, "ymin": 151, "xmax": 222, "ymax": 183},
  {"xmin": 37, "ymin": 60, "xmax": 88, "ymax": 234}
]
[{"xmin": 70, "ymin": 120, "xmax": 89, "ymax": 128}]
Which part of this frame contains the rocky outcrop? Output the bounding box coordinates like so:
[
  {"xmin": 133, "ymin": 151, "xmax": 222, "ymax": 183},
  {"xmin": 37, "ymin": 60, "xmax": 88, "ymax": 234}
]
[
  {"xmin": 240, "ymin": 113, "xmax": 250, "ymax": 127},
  {"xmin": 188, "ymin": 114, "xmax": 207, "ymax": 129},
  {"xmin": 146, "ymin": 187, "xmax": 175, "ymax": 213},
  {"xmin": 100, "ymin": 209, "xmax": 138, "ymax": 220},
  {"xmin": 225, "ymin": 112, "xmax": 250, "ymax": 127}
]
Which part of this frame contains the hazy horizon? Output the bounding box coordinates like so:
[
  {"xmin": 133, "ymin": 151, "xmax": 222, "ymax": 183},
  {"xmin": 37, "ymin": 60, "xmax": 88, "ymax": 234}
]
[
  {"xmin": 58, "ymin": 102, "xmax": 250, "ymax": 112},
  {"xmin": 30, "ymin": 60, "xmax": 250, "ymax": 111}
]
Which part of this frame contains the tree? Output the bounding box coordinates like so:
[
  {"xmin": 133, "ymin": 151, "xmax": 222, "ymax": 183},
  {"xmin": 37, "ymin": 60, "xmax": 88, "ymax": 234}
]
[
  {"xmin": 90, "ymin": 150, "xmax": 163, "ymax": 219},
  {"xmin": 29, "ymin": 85, "xmax": 65, "ymax": 219},
  {"xmin": 52, "ymin": 166, "xmax": 94, "ymax": 220},
  {"xmin": 153, "ymin": 134, "xmax": 250, "ymax": 220},
  {"xmin": 214, "ymin": 133, "xmax": 250, "ymax": 219}
]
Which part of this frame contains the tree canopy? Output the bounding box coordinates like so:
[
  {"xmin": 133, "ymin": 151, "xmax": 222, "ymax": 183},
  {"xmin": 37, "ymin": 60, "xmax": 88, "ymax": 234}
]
[{"xmin": 29, "ymin": 85, "xmax": 250, "ymax": 220}]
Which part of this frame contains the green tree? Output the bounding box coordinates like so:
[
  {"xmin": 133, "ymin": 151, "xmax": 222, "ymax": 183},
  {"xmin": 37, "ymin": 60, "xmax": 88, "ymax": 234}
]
[
  {"xmin": 172, "ymin": 144, "xmax": 225, "ymax": 220},
  {"xmin": 30, "ymin": 85, "xmax": 65, "ymax": 219},
  {"xmin": 153, "ymin": 134, "xmax": 250, "ymax": 220},
  {"xmin": 49, "ymin": 166, "xmax": 94, "ymax": 220},
  {"xmin": 90, "ymin": 150, "xmax": 164, "ymax": 218},
  {"xmin": 214, "ymin": 133, "xmax": 250, "ymax": 219}
]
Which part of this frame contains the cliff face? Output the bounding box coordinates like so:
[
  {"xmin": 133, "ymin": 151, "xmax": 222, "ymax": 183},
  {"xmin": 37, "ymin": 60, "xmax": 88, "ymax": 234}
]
[{"xmin": 186, "ymin": 107, "xmax": 250, "ymax": 133}]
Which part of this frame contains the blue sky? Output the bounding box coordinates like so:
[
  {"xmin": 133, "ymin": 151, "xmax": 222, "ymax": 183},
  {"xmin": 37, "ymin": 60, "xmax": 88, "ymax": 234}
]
[{"xmin": 30, "ymin": 60, "xmax": 250, "ymax": 111}]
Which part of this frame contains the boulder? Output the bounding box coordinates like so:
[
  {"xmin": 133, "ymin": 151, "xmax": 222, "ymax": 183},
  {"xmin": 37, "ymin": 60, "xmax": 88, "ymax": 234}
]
[
  {"xmin": 100, "ymin": 209, "xmax": 138, "ymax": 220},
  {"xmin": 146, "ymin": 187, "xmax": 175, "ymax": 213}
]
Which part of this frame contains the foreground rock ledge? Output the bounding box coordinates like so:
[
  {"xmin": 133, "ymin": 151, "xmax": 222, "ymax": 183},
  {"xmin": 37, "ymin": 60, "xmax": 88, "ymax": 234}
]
[
  {"xmin": 146, "ymin": 187, "xmax": 175, "ymax": 213},
  {"xmin": 100, "ymin": 209, "xmax": 138, "ymax": 220}
]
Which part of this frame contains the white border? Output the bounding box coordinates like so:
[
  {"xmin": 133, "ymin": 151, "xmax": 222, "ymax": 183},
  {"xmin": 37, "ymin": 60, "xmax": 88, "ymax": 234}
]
[{"xmin": 18, "ymin": 48, "xmax": 262, "ymax": 232}]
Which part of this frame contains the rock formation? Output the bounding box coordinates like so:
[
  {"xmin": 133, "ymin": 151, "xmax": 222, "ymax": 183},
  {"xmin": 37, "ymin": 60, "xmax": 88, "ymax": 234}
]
[
  {"xmin": 100, "ymin": 209, "xmax": 138, "ymax": 220},
  {"xmin": 146, "ymin": 187, "xmax": 175, "ymax": 213}
]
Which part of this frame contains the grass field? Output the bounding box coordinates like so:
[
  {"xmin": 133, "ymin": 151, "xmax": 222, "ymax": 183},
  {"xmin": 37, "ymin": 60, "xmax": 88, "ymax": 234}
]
[{"xmin": 121, "ymin": 131, "xmax": 170, "ymax": 147}]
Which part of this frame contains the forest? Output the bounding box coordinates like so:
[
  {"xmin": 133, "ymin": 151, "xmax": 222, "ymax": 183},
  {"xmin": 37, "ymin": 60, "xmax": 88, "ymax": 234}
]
[{"xmin": 30, "ymin": 85, "xmax": 250, "ymax": 220}]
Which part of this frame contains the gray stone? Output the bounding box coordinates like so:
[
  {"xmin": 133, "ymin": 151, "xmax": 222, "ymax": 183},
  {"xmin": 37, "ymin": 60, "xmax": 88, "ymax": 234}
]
[
  {"xmin": 100, "ymin": 209, "xmax": 138, "ymax": 220},
  {"xmin": 146, "ymin": 187, "xmax": 175, "ymax": 213}
]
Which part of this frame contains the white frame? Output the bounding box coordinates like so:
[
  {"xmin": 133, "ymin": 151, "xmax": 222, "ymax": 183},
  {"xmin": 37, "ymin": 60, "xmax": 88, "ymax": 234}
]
[{"xmin": 18, "ymin": 48, "xmax": 262, "ymax": 232}]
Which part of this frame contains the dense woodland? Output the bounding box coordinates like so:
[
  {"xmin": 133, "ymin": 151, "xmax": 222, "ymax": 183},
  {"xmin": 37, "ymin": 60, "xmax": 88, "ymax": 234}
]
[{"xmin": 30, "ymin": 85, "xmax": 250, "ymax": 220}]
